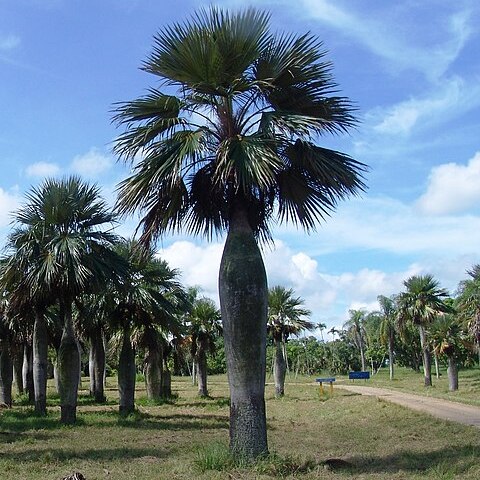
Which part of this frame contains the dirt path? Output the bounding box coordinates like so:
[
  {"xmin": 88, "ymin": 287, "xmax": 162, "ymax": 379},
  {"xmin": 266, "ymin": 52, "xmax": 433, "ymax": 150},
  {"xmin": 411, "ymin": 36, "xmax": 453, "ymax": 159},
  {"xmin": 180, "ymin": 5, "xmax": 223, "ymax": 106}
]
[{"xmin": 336, "ymin": 384, "xmax": 480, "ymax": 428}]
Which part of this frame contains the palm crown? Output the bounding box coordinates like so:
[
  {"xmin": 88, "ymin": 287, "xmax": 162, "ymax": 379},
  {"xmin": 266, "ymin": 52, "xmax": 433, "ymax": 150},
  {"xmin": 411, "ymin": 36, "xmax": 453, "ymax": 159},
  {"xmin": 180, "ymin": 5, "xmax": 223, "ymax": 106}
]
[{"xmin": 113, "ymin": 7, "xmax": 366, "ymax": 245}]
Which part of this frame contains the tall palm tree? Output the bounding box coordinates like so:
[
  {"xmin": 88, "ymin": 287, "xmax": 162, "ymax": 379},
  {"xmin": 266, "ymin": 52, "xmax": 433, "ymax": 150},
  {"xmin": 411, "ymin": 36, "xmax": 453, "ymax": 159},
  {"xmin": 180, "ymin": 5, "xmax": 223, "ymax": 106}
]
[
  {"xmin": 344, "ymin": 310, "xmax": 367, "ymax": 372},
  {"xmin": 317, "ymin": 322, "xmax": 327, "ymax": 341},
  {"xmin": 397, "ymin": 274, "xmax": 451, "ymax": 387},
  {"xmin": 267, "ymin": 286, "xmax": 312, "ymax": 396},
  {"xmin": 112, "ymin": 7, "xmax": 365, "ymax": 459},
  {"xmin": 456, "ymin": 265, "xmax": 480, "ymax": 366},
  {"xmin": 5, "ymin": 176, "xmax": 121, "ymax": 423},
  {"xmin": 378, "ymin": 295, "xmax": 397, "ymax": 380},
  {"xmin": 187, "ymin": 295, "xmax": 222, "ymax": 397}
]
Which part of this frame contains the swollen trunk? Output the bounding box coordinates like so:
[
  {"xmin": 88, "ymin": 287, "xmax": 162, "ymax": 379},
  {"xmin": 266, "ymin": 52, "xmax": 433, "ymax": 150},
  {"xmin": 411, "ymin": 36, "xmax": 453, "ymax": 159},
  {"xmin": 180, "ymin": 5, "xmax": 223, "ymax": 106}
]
[
  {"xmin": 219, "ymin": 209, "xmax": 268, "ymax": 461},
  {"xmin": 33, "ymin": 313, "xmax": 48, "ymax": 415},
  {"xmin": 273, "ymin": 340, "xmax": 286, "ymax": 397},
  {"xmin": 118, "ymin": 329, "xmax": 136, "ymax": 415},
  {"xmin": 195, "ymin": 342, "xmax": 208, "ymax": 397},
  {"xmin": 12, "ymin": 344, "xmax": 24, "ymax": 395},
  {"xmin": 447, "ymin": 355, "xmax": 458, "ymax": 391},
  {"xmin": 145, "ymin": 346, "xmax": 162, "ymax": 400},
  {"xmin": 89, "ymin": 329, "xmax": 106, "ymax": 403},
  {"xmin": 57, "ymin": 302, "xmax": 80, "ymax": 424}
]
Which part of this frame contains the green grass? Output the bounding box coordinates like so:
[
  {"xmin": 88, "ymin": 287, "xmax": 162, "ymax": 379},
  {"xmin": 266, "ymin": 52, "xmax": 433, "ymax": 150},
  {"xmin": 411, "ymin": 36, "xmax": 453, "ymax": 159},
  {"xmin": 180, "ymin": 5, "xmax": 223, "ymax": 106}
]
[{"xmin": 0, "ymin": 373, "xmax": 479, "ymax": 479}]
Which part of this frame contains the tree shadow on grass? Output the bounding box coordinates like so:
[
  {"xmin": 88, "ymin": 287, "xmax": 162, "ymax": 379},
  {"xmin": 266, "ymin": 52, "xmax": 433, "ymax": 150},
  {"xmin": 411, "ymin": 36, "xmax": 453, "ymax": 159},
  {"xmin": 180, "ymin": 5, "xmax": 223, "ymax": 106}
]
[
  {"xmin": 327, "ymin": 445, "xmax": 479, "ymax": 475},
  {"xmin": 0, "ymin": 409, "xmax": 229, "ymax": 433},
  {"xmin": 0, "ymin": 445, "xmax": 173, "ymax": 464}
]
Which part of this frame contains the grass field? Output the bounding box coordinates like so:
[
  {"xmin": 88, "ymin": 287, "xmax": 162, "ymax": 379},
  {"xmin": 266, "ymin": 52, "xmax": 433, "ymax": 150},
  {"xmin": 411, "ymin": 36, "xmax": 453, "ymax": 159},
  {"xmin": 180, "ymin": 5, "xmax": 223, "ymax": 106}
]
[{"xmin": 0, "ymin": 371, "xmax": 479, "ymax": 479}]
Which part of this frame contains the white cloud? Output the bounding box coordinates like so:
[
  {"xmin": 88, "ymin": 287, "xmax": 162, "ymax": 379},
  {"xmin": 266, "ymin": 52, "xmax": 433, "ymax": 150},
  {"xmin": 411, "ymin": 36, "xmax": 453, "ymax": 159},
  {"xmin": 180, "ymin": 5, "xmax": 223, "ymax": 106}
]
[
  {"xmin": 372, "ymin": 77, "xmax": 475, "ymax": 136},
  {"xmin": 0, "ymin": 187, "xmax": 21, "ymax": 227},
  {"xmin": 70, "ymin": 148, "xmax": 113, "ymax": 178},
  {"xmin": 296, "ymin": 0, "xmax": 472, "ymax": 80},
  {"xmin": 416, "ymin": 152, "xmax": 480, "ymax": 215},
  {"xmin": 25, "ymin": 161, "xmax": 61, "ymax": 178},
  {"xmin": 158, "ymin": 240, "xmax": 224, "ymax": 301},
  {"xmin": 0, "ymin": 35, "xmax": 20, "ymax": 51}
]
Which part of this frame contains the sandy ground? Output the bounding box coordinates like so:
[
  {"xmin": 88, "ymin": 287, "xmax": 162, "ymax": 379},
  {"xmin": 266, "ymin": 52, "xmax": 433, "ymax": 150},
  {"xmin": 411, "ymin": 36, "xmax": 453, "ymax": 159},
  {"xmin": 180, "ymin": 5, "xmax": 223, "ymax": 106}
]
[{"xmin": 336, "ymin": 384, "xmax": 480, "ymax": 428}]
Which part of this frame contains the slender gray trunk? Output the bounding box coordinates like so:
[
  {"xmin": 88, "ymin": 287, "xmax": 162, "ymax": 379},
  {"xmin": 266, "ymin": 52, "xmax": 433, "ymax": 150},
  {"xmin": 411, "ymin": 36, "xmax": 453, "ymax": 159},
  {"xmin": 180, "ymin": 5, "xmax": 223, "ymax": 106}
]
[
  {"xmin": 22, "ymin": 343, "xmax": 34, "ymax": 402},
  {"xmin": 273, "ymin": 339, "xmax": 286, "ymax": 397},
  {"xmin": 418, "ymin": 324, "xmax": 432, "ymax": 387},
  {"xmin": 12, "ymin": 343, "xmax": 24, "ymax": 395},
  {"xmin": 89, "ymin": 329, "xmax": 106, "ymax": 403},
  {"xmin": 145, "ymin": 345, "xmax": 163, "ymax": 400},
  {"xmin": 195, "ymin": 340, "xmax": 208, "ymax": 397},
  {"xmin": 33, "ymin": 312, "xmax": 48, "ymax": 415},
  {"xmin": 58, "ymin": 301, "xmax": 80, "ymax": 424},
  {"xmin": 388, "ymin": 337, "xmax": 394, "ymax": 381},
  {"xmin": 219, "ymin": 206, "xmax": 268, "ymax": 461},
  {"xmin": 359, "ymin": 339, "xmax": 367, "ymax": 372},
  {"xmin": 118, "ymin": 327, "xmax": 136, "ymax": 415},
  {"xmin": 0, "ymin": 339, "xmax": 13, "ymax": 407},
  {"xmin": 447, "ymin": 355, "xmax": 458, "ymax": 391},
  {"xmin": 434, "ymin": 352, "xmax": 440, "ymax": 379}
]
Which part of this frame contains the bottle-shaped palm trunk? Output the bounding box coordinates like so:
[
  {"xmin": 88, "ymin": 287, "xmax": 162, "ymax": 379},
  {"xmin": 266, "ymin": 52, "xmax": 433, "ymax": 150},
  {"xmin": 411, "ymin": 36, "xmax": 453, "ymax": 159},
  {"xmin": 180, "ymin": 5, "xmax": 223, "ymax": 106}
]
[
  {"xmin": 145, "ymin": 345, "xmax": 163, "ymax": 400},
  {"xmin": 33, "ymin": 312, "xmax": 48, "ymax": 415},
  {"xmin": 58, "ymin": 301, "xmax": 80, "ymax": 424},
  {"xmin": 219, "ymin": 207, "xmax": 268, "ymax": 461},
  {"xmin": 273, "ymin": 338, "xmax": 286, "ymax": 397},
  {"xmin": 418, "ymin": 324, "xmax": 432, "ymax": 387},
  {"xmin": 195, "ymin": 340, "xmax": 208, "ymax": 397},
  {"xmin": 447, "ymin": 355, "xmax": 458, "ymax": 391},
  {"xmin": 118, "ymin": 327, "xmax": 136, "ymax": 415},
  {"xmin": 89, "ymin": 328, "xmax": 106, "ymax": 403},
  {"xmin": 0, "ymin": 339, "xmax": 13, "ymax": 407}
]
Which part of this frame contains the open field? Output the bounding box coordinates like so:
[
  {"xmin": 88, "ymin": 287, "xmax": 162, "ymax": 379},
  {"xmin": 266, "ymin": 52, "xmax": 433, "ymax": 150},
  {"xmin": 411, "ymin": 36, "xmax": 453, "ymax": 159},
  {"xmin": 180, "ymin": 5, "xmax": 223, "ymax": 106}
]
[{"xmin": 1, "ymin": 374, "xmax": 479, "ymax": 480}]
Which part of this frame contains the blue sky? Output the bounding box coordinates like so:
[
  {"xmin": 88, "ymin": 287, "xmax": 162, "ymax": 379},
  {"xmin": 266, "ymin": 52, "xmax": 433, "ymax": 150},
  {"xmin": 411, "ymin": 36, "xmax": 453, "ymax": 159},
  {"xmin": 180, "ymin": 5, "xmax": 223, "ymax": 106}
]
[{"xmin": 1, "ymin": 0, "xmax": 480, "ymax": 335}]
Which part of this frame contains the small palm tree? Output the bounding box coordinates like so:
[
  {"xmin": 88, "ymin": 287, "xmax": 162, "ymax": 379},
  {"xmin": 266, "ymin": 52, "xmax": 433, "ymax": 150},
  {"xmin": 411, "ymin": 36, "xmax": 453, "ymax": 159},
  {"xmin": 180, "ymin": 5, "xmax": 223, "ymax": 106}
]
[
  {"xmin": 378, "ymin": 295, "xmax": 397, "ymax": 380},
  {"xmin": 397, "ymin": 274, "xmax": 451, "ymax": 387},
  {"xmin": 430, "ymin": 313, "xmax": 463, "ymax": 391},
  {"xmin": 186, "ymin": 295, "xmax": 222, "ymax": 397},
  {"xmin": 112, "ymin": 7, "xmax": 365, "ymax": 458},
  {"xmin": 5, "ymin": 176, "xmax": 121, "ymax": 423},
  {"xmin": 268, "ymin": 286, "xmax": 312, "ymax": 396},
  {"xmin": 344, "ymin": 310, "xmax": 367, "ymax": 372},
  {"xmin": 456, "ymin": 265, "xmax": 480, "ymax": 366}
]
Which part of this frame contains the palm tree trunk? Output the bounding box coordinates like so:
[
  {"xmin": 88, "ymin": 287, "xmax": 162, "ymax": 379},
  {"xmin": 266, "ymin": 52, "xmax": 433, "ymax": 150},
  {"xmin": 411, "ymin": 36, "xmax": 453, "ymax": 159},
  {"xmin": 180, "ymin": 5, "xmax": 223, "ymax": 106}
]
[
  {"xmin": 33, "ymin": 312, "xmax": 48, "ymax": 415},
  {"xmin": 58, "ymin": 300, "xmax": 80, "ymax": 424},
  {"xmin": 388, "ymin": 337, "xmax": 394, "ymax": 381},
  {"xmin": 145, "ymin": 345, "xmax": 163, "ymax": 400},
  {"xmin": 359, "ymin": 339, "xmax": 367, "ymax": 372},
  {"xmin": 118, "ymin": 327, "xmax": 136, "ymax": 415},
  {"xmin": 219, "ymin": 206, "xmax": 268, "ymax": 461},
  {"xmin": 12, "ymin": 343, "xmax": 24, "ymax": 395},
  {"xmin": 196, "ymin": 341, "xmax": 208, "ymax": 397},
  {"xmin": 22, "ymin": 343, "xmax": 34, "ymax": 402},
  {"xmin": 434, "ymin": 352, "xmax": 440, "ymax": 379},
  {"xmin": 0, "ymin": 339, "xmax": 13, "ymax": 407},
  {"xmin": 273, "ymin": 339, "xmax": 286, "ymax": 397},
  {"xmin": 160, "ymin": 364, "xmax": 171, "ymax": 398},
  {"xmin": 89, "ymin": 329, "xmax": 106, "ymax": 403},
  {"xmin": 418, "ymin": 324, "xmax": 432, "ymax": 387},
  {"xmin": 447, "ymin": 355, "xmax": 458, "ymax": 391}
]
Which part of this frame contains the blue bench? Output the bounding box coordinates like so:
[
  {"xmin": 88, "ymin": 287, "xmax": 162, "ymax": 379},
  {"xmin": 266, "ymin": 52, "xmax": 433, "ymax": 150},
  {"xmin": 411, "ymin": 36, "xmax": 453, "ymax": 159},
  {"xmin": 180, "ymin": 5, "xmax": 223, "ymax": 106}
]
[
  {"xmin": 316, "ymin": 377, "xmax": 336, "ymax": 395},
  {"xmin": 348, "ymin": 371, "xmax": 370, "ymax": 381}
]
